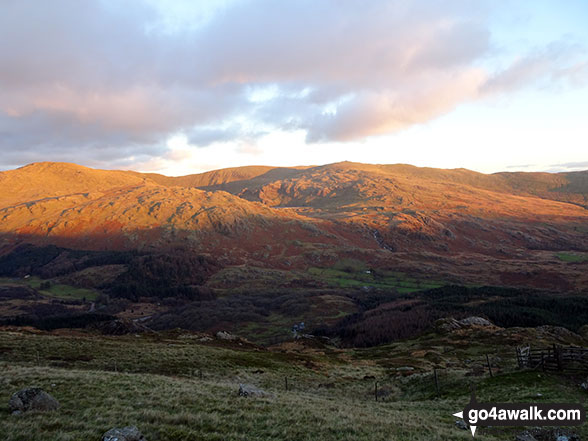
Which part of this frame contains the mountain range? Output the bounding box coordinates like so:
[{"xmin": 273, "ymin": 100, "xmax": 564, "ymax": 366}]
[{"xmin": 1, "ymin": 161, "xmax": 588, "ymax": 291}]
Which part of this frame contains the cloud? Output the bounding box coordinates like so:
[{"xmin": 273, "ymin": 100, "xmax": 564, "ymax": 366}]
[
  {"xmin": 481, "ymin": 41, "xmax": 585, "ymax": 94},
  {"xmin": 505, "ymin": 164, "xmax": 536, "ymax": 170},
  {"xmin": 547, "ymin": 161, "xmax": 588, "ymax": 172},
  {"xmin": 0, "ymin": 0, "xmax": 585, "ymax": 169}
]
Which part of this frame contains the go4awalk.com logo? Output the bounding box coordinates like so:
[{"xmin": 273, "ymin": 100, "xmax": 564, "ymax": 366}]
[{"xmin": 452, "ymin": 390, "xmax": 585, "ymax": 437}]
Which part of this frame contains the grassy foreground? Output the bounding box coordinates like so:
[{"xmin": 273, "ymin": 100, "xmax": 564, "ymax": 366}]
[{"xmin": 0, "ymin": 331, "xmax": 586, "ymax": 441}]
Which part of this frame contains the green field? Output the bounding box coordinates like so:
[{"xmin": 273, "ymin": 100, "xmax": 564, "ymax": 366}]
[
  {"xmin": 307, "ymin": 267, "xmax": 444, "ymax": 293},
  {"xmin": 0, "ymin": 276, "xmax": 99, "ymax": 301},
  {"xmin": 556, "ymin": 252, "xmax": 588, "ymax": 263}
]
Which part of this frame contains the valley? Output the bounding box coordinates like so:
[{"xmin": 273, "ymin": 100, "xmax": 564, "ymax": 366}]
[{"xmin": 0, "ymin": 161, "xmax": 587, "ymax": 345}]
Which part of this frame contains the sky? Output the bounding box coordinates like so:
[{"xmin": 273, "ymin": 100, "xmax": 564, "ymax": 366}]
[{"xmin": 1, "ymin": 0, "xmax": 587, "ymax": 175}]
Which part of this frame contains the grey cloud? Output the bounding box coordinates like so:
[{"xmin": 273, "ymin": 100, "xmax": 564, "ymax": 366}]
[
  {"xmin": 548, "ymin": 161, "xmax": 588, "ymax": 172},
  {"xmin": 505, "ymin": 164, "xmax": 536, "ymax": 169},
  {"xmin": 0, "ymin": 109, "xmax": 167, "ymax": 167}
]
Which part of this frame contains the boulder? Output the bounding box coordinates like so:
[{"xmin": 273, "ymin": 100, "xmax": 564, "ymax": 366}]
[
  {"xmin": 102, "ymin": 426, "xmax": 146, "ymax": 441},
  {"xmin": 455, "ymin": 420, "xmax": 467, "ymax": 430},
  {"xmin": 238, "ymin": 383, "xmax": 271, "ymax": 398},
  {"xmin": 8, "ymin": 387, "xmax": 60, "ymax": 413}
]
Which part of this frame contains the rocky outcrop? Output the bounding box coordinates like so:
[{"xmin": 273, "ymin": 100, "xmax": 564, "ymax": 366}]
[
  {"xmin": 458, "ymin": 317, "xmax": 492, "ymax": 327},
  {"xmin": 515, "ymin": 428, "xmax": 579, "ymax": 441},
  {"xmin": 578, "ymin": 324, "xmax": 588, "ymax": 339},
  {"xmin": 216, "ymin": 331, "xmax": 237, "ymax": 341},
  {"xmin": 435, "ymin": 316, "xmax": 493, "ymax": 333},
  {"xmin": 8, "ymin": 387, "xmax": 60, "ymax": 414}
]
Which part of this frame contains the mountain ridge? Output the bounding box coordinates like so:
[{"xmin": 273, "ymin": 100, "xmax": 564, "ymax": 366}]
[{"xmin": 1, "ymin": 160, "xmax": 587, "ymax": 292}]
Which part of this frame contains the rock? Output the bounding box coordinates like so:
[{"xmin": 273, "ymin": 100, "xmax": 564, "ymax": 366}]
[
  {"xmin": 395, "ymin": 366, "xmax": 415, "ymax": 373},
  {"xmin": 216, "ymin": 331, "xmax": 237, "ymax": 341},
  {"xmin": 536, "ymin": 325, "xmax": 580, "ymax": 341},
  {"xmin": 238, "ymin": 383, "xmax": 271, "ymax": 398},
  {"xmin": 458, "ymin": 316, "xmax": 492, "ymax": 327},
  {"xmin": 515, "ymin": 431, "xmax": 538, "ymax": 441},
  {"xmin": 435, "ymin": 318, "xmax": 462, "ymax": 333},
  {"xmin": 102, "ymin": 426, "xmax": 146, "ymax": 441},
  {"xmin": 455, "ymin": 420, "xmax": 467, "ymax": 430},
  {"xmin": 435, "ymin": 316, "xmax": 494, "ymax": 333},
  {"xmin": 8, "ymin": 387, "xmax": 60, "ymax": 413},
  {"xmin": 517, "ymin": 428, "xmax": 579, "ymax": 441}
]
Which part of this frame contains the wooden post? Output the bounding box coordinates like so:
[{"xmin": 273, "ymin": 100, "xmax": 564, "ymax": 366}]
[
  {"xmin": 554, "ymin": 344, "xmax": 563, "ymax": 372},
  {"xmin": 434, "ymin": 368, "xmax": 440, "ymax": 397},
  {"xmin": 374, "ymin": 381, "xmax": 378, "ymax": 401},
  {"xmin": 199, "ymin": 369, "xmax": 203, "ymax": 380},
  {"xmin": 285, "ymin": 377, "xmax": 288, "ymax": 391},
  {"xmin": 486, "ymin": 354, "xmax": 493, "ymax": 377}
]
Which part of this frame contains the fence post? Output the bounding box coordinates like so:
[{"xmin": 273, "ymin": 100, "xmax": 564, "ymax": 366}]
[
  {"xmin": 554, "ymin": 344, "xmax": 563, "ymax": 371},
  {"xmin": 486, "ymin": 354, "xmax": 493, "ymax": 377},
  {"xmin": 374, "ymin": 381, "xmax": 378, "ymax": 401},
  {"xmin": 285, "ymin": 377, "xmax": 288, "ymax": 391}
]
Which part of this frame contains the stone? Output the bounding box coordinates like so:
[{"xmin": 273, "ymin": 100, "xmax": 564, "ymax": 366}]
[
  {"xmin": 515, "ymin": 431, "xmax": 538, "ymax": 441},
  {"xmin": 102, "ymin": 426, "xmax": 146, "ymax": 441},
  {"xmin": 455, "ymin": 420, "xmax": 467, "ymax": 430},
  {"xmin": 8, "ymin": 387, "xmax": 60, "ymax": 413},
  {"xmin": 238, "ymin": 383, "xmax": 271, "ymax": 398}
]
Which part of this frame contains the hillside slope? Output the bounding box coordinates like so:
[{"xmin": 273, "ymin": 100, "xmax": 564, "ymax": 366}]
[{"xmin": 1, "ymin": 161, "xmax": 587, "ymax": 290}]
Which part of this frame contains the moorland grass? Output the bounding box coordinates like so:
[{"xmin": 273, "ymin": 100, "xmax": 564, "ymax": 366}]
[{"xmin": 0, "ymin": 332, "xmax": 586, "ymax": 441}]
